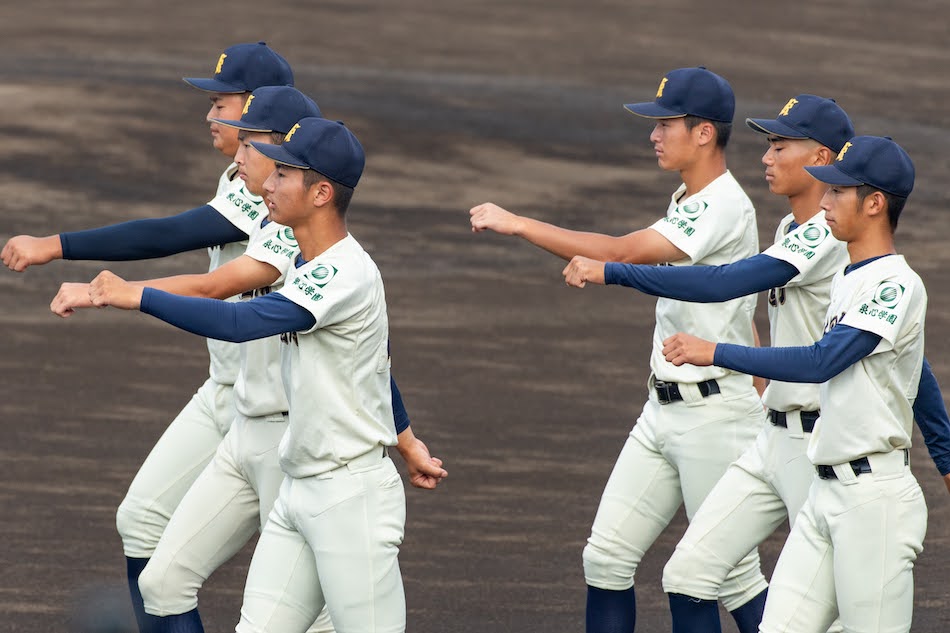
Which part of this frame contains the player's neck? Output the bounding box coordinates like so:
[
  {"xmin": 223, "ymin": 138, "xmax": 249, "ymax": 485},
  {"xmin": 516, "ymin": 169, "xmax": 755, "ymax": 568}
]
[
  {"xmin": 846, "ymin": 227, "xmax": 896, "ymax": 265},
  {"xmin": 680, "ymin": 152, "xmax": 726, "ymax": 198},
  {"xmin": 293, "ymin": 213, "xmax": 348, "ymax": 262},
  {"xmin": 786, "ymin": 185, "xmax": 825, "ymax": 224}
]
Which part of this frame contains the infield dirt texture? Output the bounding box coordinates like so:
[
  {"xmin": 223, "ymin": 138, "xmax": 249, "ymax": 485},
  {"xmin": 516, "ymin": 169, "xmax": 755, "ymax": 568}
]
[{"xmin": 2, "ymin": 2, "xmax": 949, "ymax": 631}]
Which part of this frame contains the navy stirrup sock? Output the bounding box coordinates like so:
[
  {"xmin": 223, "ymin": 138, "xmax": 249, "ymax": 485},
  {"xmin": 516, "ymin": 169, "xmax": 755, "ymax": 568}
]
[
  {"xmin": 586, "ymin": 585, "xmax": 636, "ymax": 633},
  {"xmin": 125, "ymin": 557, "xmax": 161, "ymax": 633},
  {"xmin": 668, "ymin": 592, "xmax": 722, "ymax": 633},
  {"xmin": 729, "ymin": 588, "xmax": 767, "ymax": 633},
  {"xmin": 160, "ymin": 609, "xmax": 205, "ymax": 633}
]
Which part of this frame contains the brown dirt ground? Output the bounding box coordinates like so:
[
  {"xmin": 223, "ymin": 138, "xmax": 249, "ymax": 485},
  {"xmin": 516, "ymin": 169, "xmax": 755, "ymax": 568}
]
[{"xmin": 1, "ymin": 1, "xmax": 950, "ymax": 631}]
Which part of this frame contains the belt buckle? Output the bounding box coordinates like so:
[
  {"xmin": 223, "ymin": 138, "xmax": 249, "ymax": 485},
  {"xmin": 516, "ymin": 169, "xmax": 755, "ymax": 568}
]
[{"xmin": 654, "ymin": 380, "xmax": 673, "ymax": 405}]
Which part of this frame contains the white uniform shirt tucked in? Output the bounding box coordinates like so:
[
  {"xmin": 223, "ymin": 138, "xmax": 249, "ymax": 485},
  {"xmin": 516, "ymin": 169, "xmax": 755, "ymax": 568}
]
[
  {"xmin": 233, "ymin": 218, "xmax": 299, "ymax": 419},
  {"xmin": 276, "ymin": 234, "xmax": 396, "ymax": 478},
  {"xmin": 649, "ymin": 170, "xmax": 759, "ymax": 384},
  {"xmin": 761, "ymin": 210, "xmax": 850, "ymax": 412},
  {"xmin": 809, "ymin": 255, "xmax": 927, "ymax": 465},
  {"xmin": 205, "ymin": 164, "xmax": 267, "ymax": 385}
]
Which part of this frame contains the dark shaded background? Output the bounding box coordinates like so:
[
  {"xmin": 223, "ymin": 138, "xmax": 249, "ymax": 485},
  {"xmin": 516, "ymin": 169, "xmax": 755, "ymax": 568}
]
[{"xmin": 1, "ymin": 2, "xmax": 949, "ymax": 631}]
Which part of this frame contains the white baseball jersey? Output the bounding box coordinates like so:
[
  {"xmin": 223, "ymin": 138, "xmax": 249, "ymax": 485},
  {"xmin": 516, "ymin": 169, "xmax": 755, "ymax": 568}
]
[
  {"xmin": 649, "ymin": 170, "xmax": 759, "ymax": 383},
  {"xmin": 204, "ymin": 164, "xmax": 268, "ymax": 385},
  {"xmin": 760, "ymin": 211, "xmax": 850, "ymax": 412},
  {"xmin": 809, "ymin": 255, "xmax": 926, "ymax": 465},
  {"xmin": 232, "ymin": 218, "xmax": 300, "ymax": 419},
  {"xmin": 276, "ymin": 234, "xmax": 396, "ymax": 478}
]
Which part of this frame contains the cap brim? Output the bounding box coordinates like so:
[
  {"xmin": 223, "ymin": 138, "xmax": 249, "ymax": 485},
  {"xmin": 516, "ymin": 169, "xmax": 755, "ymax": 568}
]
[
  {"xmin": 182, "ymin": 77, "xmax": 246, "ymax": 94},
  {"xmin": 211, "ymin": 118, "xmax": 274, "ymax": 133},
  {"xmin": 745, "ymin": 118, "xmax": 808, "ymax": 139},
  {"xmin": 250, "ymin": 141, "xmax": 309, "ymax": 169},
  {"xmin": 623, "ymin": 102, "xmax": 686, "ymax": 119},
  {"xmin": 804, "ymin": 165, "xmax": 863, "ymax": 187}
]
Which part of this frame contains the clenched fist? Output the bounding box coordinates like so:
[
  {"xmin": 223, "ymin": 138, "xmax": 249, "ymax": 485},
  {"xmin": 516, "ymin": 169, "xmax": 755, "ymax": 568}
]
[
  {"xmin": 89, "ymin": 271, "xmax": 144, "ymax": 310},
  {"xmin": 563, "ymin": 255, "xmax": 606, "ymax": 288},
  {"xmin": 1, "ymin": 235, "xmax": 62, "ymax": 272},
  {"xmin": 662, "ymin": 332, "xmax": 717, "ymax": 367},
  {"xmin": 50, "ymin": 282, "xmax": 95, "ymax": 318},
  {"xmin": 469, "ymin": 202, "xmax": 524, "ymax": 236}
]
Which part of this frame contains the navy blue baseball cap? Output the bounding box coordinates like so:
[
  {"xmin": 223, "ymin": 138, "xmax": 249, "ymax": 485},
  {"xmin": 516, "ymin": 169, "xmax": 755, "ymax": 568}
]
[
  {"xmin": 624, "ymin": 67, "xmax": 735, "ymax": 123},
  {"xmin": 211, "ymin": 86, "xmax": 321, "ymax": 135},
  {"xmin": 805, "ymin": 136, "xmax": 915, "ymax": 198},
  {"xmin": 183, "ymin": 42, "xmax": 294, "ymax": 93},
  {"xmin": 252, "ymin": 117, "xmax": 365, "ymax": 189},
  {"xmin": 746, "ymin": 95, "xmax": 854, "ymax": 153}
]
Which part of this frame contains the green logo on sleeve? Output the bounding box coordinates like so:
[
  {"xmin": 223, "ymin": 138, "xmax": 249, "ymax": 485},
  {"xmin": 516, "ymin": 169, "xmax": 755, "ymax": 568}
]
[
  {"xmin": 872, "ymin": 281, "xmax": 905, "ymax": 309},
  {"xmin": 792, "ymin": 223, "xmax": 830, "ymax": 248},
  {"xmin": 676, "ymin": 200, "xmax": 708, "ymax": 221}
]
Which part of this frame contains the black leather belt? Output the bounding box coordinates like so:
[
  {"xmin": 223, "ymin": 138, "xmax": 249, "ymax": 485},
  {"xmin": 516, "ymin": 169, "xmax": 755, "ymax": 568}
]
[
  {"xmin": 654, "ymin": 379, "xmax": 720, "ymax": 405},
  {"xmin": 816, "ymin": 450, "xmax": 909, "ymax": 480},
  {"xmin": 769, "ymin": 409, "xmax": 820, "ymax": 433}
]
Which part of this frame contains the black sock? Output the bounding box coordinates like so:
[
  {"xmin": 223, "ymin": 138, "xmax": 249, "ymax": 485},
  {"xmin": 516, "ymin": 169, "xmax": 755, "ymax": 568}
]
[
  {"xmin": 160, "ymin": 608, "xmax": 205, "ymax": 633},
  {"xmin": 125, "ymin": 557, "xmax": 161, "ymax": 633},
  {"xmin": 668, "ymin": 592, "xmax": 722, "ymax": 633},
  {"xmin": 586, "ymin": 585, "xmax": 636, "ymax": 633},
  {"xmin": 729, "ymin": 588, "xmax": 767, "ymax": 633}
]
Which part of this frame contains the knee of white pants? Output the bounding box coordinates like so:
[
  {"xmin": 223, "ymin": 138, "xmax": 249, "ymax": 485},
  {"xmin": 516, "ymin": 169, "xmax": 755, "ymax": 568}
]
[
  {"xmin": 717, "ymin": 550, "xmax": 769, "ymax": 612},
  {"xmin": 583, "ymin": 538, "xmax": 637, "ymax": 591},
  {"xmin": 116, "ymin": 494, "xmax": 168, "ymax": 559},
  {"xmin": 662, "ymin": 547, "xmax": 721, "ymax": 602},
  {"xmin": 138, "ymin": 553, "xmax": 200, "ymax": 617}
]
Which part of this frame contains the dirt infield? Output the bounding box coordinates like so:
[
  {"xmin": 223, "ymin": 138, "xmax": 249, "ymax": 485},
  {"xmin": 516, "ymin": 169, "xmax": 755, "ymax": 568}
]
[{"xmin": 2, "ymin": 2, "xmax": 950, "ymax": 631}]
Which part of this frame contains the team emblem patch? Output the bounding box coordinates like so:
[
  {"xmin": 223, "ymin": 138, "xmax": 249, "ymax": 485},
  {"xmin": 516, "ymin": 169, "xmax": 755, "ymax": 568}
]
[
  {"xmin": 308, "ymin": 264, "xmax": 339, "ymax": 288},
  {"xmin": 215, "ymin": 53, "xmax": 227, "ymax": 75},
  {"xmin": 791, "ymin": 223, "xmax": 830, "ymax": 248},
  {"xmin": 276, "ymin": 227, "xmax": 298, "ymax": 247},
  {"xmin": 242, "ymin": 94, "xmax": 255, "ymax": 115},
  {"xmin": 656, "ymin": 77, "xmax": 668, "ymax": 98},
  {"xmin": 285, "ymin": 123, "xmax": 300, "ymax": 142},
  {"xmin": 779, "ymin": 98, "xmax": 798, "ymax": 117},
  {"xmin": 837, "ymin": 141, "xmax": 852, "ymax": 162},
  {"xmin": 675, "ymin": 200, "xmax": 708, "ymax": 221},
  {"xmin": 871, "ymin": 281, "xmax": 905, "ymax": 309}
]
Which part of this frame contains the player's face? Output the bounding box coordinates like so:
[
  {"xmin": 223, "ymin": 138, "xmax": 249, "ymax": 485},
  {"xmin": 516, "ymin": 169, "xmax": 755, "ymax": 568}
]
[
  {"xmin": 263, "ymin": 165, "xmax": 310, "ymax": 228},
  {"xmin": 649, "ymin": 118, "xmax": 698, "ymax": 171},
  {"xmin": 206, "ymin": 93, "xmax": 247, "ymax": 158},
  {"xmin": 821, "ymin": 185, "xmax": 860, "ymax": 240},
  {"xmin": 761, "ymin": 137, "xmax": 821, "ymax": 197},
  {"xmin": 235, "ymin": 132, "xmax": 277, "ymax": 197}
]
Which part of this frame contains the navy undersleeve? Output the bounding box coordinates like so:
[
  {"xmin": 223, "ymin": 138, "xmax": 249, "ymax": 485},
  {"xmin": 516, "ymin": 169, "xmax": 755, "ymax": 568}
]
[
  {"xmin": 605, "ymin": 253, "xmax": 799, "ymax": 302},
  {"xmin": 914, "ymin": 358, "xmax": 950, "ymax": 475},
  {"xmin": 714, "ymin": 324, "xmax": 880, "ymax": 383},
  {"xmin": 61, "ymin": 205, "xmax": 248, "ymax": 261}
]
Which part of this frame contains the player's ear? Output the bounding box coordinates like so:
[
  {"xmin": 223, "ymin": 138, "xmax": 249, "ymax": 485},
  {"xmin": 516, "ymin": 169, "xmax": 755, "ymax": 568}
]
[
  {"xmin": 695, "ymin": 121, "xmax": 716, "ymax": 147},
  {"xmin": 862, "ymin": 189, "xmax": 887, "ymax": 219},
  {"xmin": 814, "ymin": 145, "xmax": 835, "ymax": 166},
  {"xmin": 311, "ymin": 181, "xmax": 333, "ymax": 208}
]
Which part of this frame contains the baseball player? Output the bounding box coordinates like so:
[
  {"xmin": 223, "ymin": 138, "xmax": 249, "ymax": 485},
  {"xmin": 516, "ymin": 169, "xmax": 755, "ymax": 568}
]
[
  {"xmin": 659, "ymin": 135, "xmax": 927, "ymax": 633},
  {"xmin": 470, "ymin": 67, "xmax": 768, "ymax": 633},
  {"xmin": 1, "ymin": 42, "xmax": 296, "ymax": 633},
  {"xmin": 88, "ymin": 117, "xmax": 409, "ymax": 633},
  {"xmin": 563, "ymin": 97, "xmax": 950, "ymax": 632},
  {"xmin": 49, "ymin": 90, "xmax": 447, "ymax": 633}
]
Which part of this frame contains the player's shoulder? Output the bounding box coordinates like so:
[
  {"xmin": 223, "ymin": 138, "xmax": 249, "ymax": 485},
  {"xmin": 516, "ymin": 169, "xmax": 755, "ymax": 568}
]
[
  {"xmin": 852, "ymin": 255, "xmax": 926, "ymax": 305},
  {"xmin": 687, "ymin": 170, "xmax": 754, "ymax": 218}
]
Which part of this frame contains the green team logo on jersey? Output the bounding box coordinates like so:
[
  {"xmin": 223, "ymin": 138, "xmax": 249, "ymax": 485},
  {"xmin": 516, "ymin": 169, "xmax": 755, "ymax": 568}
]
[
  {"xmin": 276, "ymin": 227, "xmax": 298, "ymax": 247},
  {"xmin": 791, "ymin": 223, "xmax": 830, "ymax": 249},
  {"xmin": 675, "ymin": 200, "xmax": 708, "ymax": 221},
  {"xmin": 308, "ymin": 264, "xmax": 339, "ymax": 288},
  {"xmin": 872, "ymin": 281, "xmax": 905, "ymax": 309}
]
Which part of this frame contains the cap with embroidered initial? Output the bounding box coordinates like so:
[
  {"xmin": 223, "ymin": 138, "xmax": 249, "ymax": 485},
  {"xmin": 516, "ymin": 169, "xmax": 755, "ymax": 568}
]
[
  {"xmin": 804, "ymin": 135, "xmax": 915, "ymax": 198},
  {"xmin": 251, "ymin": 117, "xmax": 365, "ymax": 189},
  {"xmin": 211, "ymin": 86, "xmax": 321, "ymax": 135},
  {"xmin": 624, "ymin": 67, "xmax": 735, "ymax": 123},
  {"xmin": 746, "ymin": 95, "xmax": 854, "ymax": 153},
  {"xmin": 183, "ymin": 42, "xmax": 294, "ymax": 93}
]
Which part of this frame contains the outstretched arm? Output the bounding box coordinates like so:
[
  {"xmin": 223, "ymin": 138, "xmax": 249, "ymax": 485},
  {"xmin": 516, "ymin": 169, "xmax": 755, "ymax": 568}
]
[
  {"xmin": 3, "ymin": 206, "xmax": 247, "ymax": 272},
  {"xmin": 662, "ymin": 325, "xmax": 881, "ymax": 383},
  {"xmin": 563, "ymin": 253, "xmax": 798, "ymax": 301},
  {"xmin": 51, "ymin": 255, "xmax": 282, "ymax": 317},
  {"xmin": 470, "ymin": 202, "xmax": 686, "ymax": 264}
]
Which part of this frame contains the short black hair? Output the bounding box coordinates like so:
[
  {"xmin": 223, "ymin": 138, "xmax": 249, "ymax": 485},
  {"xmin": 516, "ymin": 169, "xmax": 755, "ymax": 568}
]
[
  {"xmin": 683, "ymin": 115, "xmax": 732, "ymax": 149},
  {"xmin": 857, "ymin": 184, "xmax": 906, "ymax": 232},
  {"xmin": 302, "ymin": 169, "xmax": 354, "ymax": 217}
]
